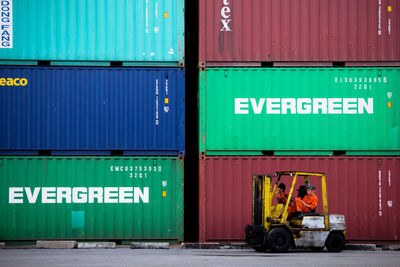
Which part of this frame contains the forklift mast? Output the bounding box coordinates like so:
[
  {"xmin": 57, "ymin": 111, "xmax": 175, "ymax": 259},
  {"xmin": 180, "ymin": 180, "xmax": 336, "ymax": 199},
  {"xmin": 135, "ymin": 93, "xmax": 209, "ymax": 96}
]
[
  {"xmin": 252, "ymin": 175, "xmax": 273, "ymax": 231},
  {"xmin": 252, "ymin": 175, "xmax": 268, "ymax": 226}
]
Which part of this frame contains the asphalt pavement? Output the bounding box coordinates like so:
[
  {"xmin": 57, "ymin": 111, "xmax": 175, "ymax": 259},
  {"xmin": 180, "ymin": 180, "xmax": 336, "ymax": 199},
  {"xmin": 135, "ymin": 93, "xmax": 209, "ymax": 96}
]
[{"xmin": 1, "ymin": 247, "xmax": 400, "ymax": 267}]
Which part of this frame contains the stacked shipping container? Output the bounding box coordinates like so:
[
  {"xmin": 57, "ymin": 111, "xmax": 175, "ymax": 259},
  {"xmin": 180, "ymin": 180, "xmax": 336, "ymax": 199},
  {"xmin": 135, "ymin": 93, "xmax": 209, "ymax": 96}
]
[
  {"xmin": 1, "ymin": 157, "xmax": 184, "ymax": 241},
  {"xmin": 0, "ymin": 0, "xmax": 185, "ymax": 242},
  {"xmin": 199, "ymin": 157, "xmax": 399, "ymax": 242},
  {"xmin": 199, "ymin": 0, "xmax": 399, "ymax": 66},
  {"xmin": 0, "ymin": 0, "xmax": 185, "ymax": 66},
  {"xmin": 0, "ymin": 67, "xmax": 185, "ymax": 155},
  {"xmin": 199, "ymin": 68, "xmax": 399, "ymax": 155},
  {"xmin": 198, "ymin": 0, "xmax": 399, "ymax": 243}
]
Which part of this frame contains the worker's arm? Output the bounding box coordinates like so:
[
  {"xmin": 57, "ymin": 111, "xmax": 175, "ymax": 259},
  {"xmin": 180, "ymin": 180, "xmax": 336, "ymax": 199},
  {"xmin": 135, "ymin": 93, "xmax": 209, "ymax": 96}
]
[
  {"xmin": 276, "ymin": 192, "xmax": 288, "ymax": 204},
  {"xmin": 302, "ymin": 195, "xmax": 318, "ymax": 210}
]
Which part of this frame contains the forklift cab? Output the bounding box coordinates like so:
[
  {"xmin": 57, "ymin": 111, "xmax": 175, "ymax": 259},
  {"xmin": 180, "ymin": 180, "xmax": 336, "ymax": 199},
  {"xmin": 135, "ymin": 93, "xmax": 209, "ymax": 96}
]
[{"xmin": 245, "ymin": 171, "xmax": 346, "ymax": 253}]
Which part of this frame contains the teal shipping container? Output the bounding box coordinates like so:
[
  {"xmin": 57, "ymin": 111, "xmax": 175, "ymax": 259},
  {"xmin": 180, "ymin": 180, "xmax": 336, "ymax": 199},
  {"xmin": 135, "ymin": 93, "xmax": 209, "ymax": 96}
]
[
  {"xmin": 200, "ymin": 68, "xmax": 400, "ymax": 155},
  {"xmin": 0, "ymin": 0, "xmax": 184, "ymax": 66},
  {"xmin": 0, "ymin": 157, "xmax": 184, "ymax": 241}
]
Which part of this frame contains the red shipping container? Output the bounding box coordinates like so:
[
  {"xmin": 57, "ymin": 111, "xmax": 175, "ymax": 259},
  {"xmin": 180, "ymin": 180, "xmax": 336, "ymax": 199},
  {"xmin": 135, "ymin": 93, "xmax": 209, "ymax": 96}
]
[
  {"xmin": 199, "ymin": 0, "xmax": 400, "ymax": 67},
  {"xmin": 199, "ymin": 156, "xmax": 400, "ymax": 242}
]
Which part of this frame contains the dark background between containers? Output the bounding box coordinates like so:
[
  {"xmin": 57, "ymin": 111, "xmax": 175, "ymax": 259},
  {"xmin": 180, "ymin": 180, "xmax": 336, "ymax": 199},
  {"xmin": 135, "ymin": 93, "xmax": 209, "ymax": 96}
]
[{"xmin": 184, "ymin": 0, "xmax": 199, "ymax": 242}]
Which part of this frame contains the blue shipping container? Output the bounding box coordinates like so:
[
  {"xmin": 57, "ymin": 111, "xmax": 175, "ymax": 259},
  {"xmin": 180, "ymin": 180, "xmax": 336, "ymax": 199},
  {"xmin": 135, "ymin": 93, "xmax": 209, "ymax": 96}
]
[
  {"xmin": 0, "ymin": 0, "xmax": 185, "ymax": 66},
  {"xmin": 0, "ymin": 67, "xmax": 185, "ymax": 155}
]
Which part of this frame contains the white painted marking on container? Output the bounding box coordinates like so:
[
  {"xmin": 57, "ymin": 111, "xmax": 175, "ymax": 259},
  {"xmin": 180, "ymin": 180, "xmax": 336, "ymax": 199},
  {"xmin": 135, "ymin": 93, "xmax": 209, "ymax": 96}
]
[
  {"xmin": 0, "ymin": 0, "xmax": 13, "ymax": 48},
  {"xmin": 378, "ymin": 170, "xmax": 382, "ymax": 216},
  {"xmin": 145, "ymin": 0, "xmax": 149, "ymax": 34},
  {"xmin": 378, "ymin": 0, "xmax": 382, "ymax": 35}
]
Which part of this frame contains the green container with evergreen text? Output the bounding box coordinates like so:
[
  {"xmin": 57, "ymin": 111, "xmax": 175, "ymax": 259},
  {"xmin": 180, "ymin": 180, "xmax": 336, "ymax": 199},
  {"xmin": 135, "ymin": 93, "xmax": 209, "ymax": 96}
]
[
  {"xmin": 199, "ymin": 68, "xmax": 399, "ymax": 155},
  {"xmin": 0, "ymin": 157, "xmax": 183, "ymax": 241}
]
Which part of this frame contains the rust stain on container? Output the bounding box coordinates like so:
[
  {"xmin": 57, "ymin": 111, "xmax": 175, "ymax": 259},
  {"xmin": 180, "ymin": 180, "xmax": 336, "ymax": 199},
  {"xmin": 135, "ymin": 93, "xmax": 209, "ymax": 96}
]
[
  {"xmin": 199, "ymin": 156, "xmax": 400, "ymax": 242},
  {"xmin": 199, "ymin": 0, "xmax": 400, "ymax": 66}
]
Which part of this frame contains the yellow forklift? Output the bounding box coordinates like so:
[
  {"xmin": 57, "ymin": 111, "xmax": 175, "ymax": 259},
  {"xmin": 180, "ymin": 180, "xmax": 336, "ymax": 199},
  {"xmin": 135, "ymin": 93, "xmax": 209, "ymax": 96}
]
[{"xmin": 245, "ymin": 171, "xmax": 346, "ymax": 253}]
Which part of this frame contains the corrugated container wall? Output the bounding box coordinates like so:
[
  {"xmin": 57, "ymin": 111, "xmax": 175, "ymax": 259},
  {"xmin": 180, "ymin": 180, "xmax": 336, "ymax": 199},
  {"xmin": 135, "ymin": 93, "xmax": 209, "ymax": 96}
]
[
  {"xmin": 199, "ymin": 0, "xmax": 400, "ymax": 66},
  {"xmin": 199, "ymin": 68, "xmax": 400, "ymax": 155},
  {"xmin": 0, "ymin": 67, "xmax": 185, "ymax": 155},
  {"xmin": 0, "ymin": 0, "xmax": 184, "ymax": 66},
  {"xmin": 199, "ymin": 156, "xmax": 400, "ymax": 242},
  {"xmin": 0, "ymin": 156, "xmax": 184, "ymax": 241}
]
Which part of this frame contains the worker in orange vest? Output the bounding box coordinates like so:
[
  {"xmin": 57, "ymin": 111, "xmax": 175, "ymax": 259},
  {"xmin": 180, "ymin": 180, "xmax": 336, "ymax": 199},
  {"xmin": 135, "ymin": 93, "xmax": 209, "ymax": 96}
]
[
  {"xmin": 276, "ymin": 183, "xmax": 289, "ymax": 204},
  {"xmin": 276, "ymin": 183, "xmax": 300, "ymax": 220},
  {"xmin": 295, "ymin": 184, "xmax": 318, "ymax": 213},
  {"xmin": 287, "ymin": 185, "xmax": 306, "ymax": 219}
]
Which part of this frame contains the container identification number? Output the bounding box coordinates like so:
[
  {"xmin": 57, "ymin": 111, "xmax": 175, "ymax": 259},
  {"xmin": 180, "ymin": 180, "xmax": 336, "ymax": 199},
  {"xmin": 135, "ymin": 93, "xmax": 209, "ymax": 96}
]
[
  {"xmin": 335, "ymin": 76, "xmax": 387, "ymax": 90},
  {"xmin": 110, "ymin": 165, "xmax": 162, "ymax": 179}
]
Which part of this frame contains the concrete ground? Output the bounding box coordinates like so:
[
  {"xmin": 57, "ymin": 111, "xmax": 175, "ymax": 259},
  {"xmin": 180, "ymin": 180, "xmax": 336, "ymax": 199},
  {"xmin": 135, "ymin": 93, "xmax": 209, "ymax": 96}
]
[{"xmin": 0, "ymin": 247, "xmax": 399, "ymax": 267}]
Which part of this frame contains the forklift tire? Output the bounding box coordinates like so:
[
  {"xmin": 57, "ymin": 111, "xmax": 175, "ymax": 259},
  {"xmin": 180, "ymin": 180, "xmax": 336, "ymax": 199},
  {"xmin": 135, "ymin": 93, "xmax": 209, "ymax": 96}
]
[
  {"xmin": 267, "ymin": 228, "xmax": 291, "ymax": 253},
  {"xmin": 325, "ymin": 232, "xmax": 345, "ymax": 252}
]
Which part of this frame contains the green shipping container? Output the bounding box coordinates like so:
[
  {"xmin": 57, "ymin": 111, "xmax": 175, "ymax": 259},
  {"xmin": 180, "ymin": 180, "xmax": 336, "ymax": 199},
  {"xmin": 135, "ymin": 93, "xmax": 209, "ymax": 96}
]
[
  {"xmin": 0, "ymin": 157, "xmax": 183, "ymax": 241},
  {"xmin": 199, "ymin": 68, "xmax": 400, "ymax": 155}
]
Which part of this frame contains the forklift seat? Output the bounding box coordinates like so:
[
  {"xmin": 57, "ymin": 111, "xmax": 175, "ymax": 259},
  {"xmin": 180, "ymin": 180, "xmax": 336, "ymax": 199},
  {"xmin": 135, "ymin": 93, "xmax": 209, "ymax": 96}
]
[
  {"xmin": 298, "ymin": 209, "xmax": 317, "ymax": 218},
  {"xmin": 293, "ymin": 209, "xmax": 317, "ymax": 219}
]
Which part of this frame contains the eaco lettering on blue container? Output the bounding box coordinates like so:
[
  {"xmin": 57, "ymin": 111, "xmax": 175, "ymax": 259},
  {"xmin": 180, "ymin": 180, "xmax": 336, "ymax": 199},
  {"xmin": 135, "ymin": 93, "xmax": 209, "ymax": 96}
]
[{"xmin": 0, "ymin": 67, "xmax": 185, "ymax": 155}]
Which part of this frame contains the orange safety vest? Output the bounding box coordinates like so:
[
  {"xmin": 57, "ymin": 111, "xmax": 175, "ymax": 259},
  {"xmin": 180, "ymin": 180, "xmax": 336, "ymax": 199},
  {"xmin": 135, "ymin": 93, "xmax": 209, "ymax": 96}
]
[
  {"xmin": 287, "ymin": 200, "xmax": 297, "ymax": 214},
  {"xmin": 298, "ymin": 193, "xmax": 318, "ymax": 213},
  {"xmin": 277, "ymin": 192, "xmax": 289, "ymax": 204}
]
